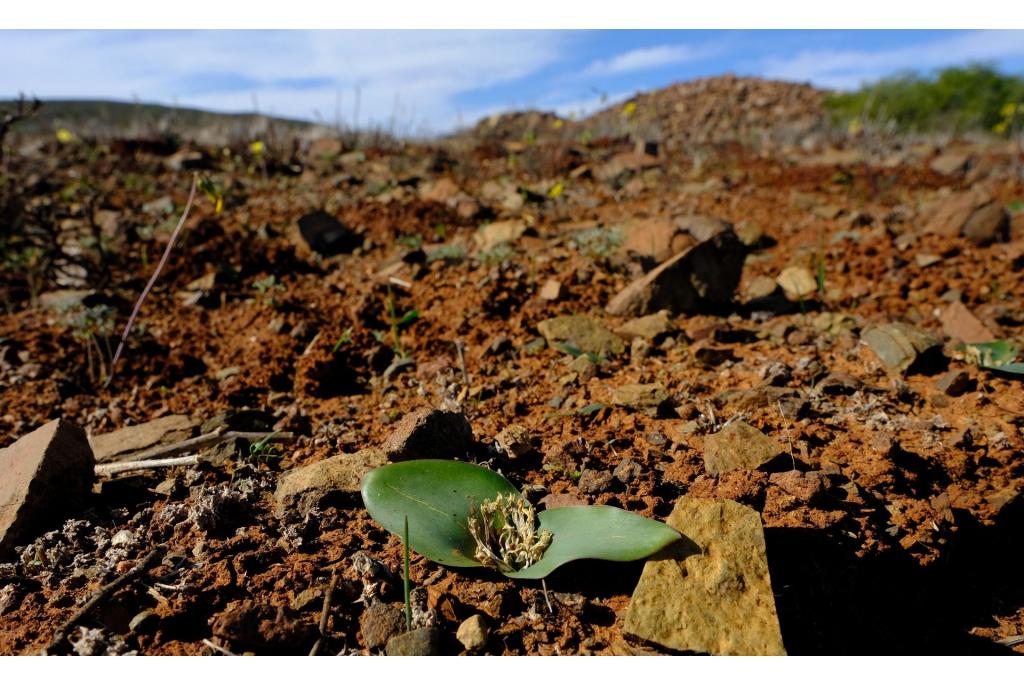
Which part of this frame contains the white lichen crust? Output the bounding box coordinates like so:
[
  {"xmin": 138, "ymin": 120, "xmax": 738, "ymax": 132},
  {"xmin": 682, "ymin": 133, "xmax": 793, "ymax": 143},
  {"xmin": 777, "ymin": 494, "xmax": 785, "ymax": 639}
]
[{"xmin": 468, "ymin": 493, "xmax": 552, "ymax": 573}]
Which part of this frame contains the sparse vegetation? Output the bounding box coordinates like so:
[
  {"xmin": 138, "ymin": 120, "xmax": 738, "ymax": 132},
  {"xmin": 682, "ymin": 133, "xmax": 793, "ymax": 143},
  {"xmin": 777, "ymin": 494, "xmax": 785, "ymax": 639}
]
[{"xmin": 825, "ymin": 64, "xmax": 1024, "ymax": 134}]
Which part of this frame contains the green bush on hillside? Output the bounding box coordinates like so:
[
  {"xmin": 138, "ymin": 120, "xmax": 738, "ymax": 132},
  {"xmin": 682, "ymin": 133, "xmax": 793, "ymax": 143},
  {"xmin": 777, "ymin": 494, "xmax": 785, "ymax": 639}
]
[{"xmin": 824, "ymin": 64, "xmax": 1024, "ymax": 135}]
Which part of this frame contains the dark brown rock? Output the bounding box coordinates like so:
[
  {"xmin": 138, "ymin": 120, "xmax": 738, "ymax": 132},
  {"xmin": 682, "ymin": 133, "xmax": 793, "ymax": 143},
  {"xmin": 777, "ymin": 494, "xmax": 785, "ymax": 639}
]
[
  {"xmin": 297, "ymin": 210, "xmax": 361, "ymax": 256},
  {"xmin": 936, "ymin": 370, "xmax": 972, "ymax": 397},
  {"xmin": 381, "ymin": 408, "xmax": 475, "ymax": 461},
  {"xmin": 606, "ymin": 229, "xmax": 746, "ymax": 317},
  {"xmin": 1, "ymin": 419, "xmax": 95, "ymax": 557},
  {"xmin": 360, "ymin": 602, "xmax": 406, "ymax": 650},
  {"xmin": 210, "ymin": 601, "xmax": 316, "ymax": 653}
]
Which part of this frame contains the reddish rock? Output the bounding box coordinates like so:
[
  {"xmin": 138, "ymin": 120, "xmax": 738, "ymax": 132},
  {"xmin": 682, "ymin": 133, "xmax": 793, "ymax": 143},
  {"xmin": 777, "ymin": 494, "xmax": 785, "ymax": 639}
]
[
  {"xmin": 940, "ymin": 300, "xmax": 996, "ymax": 343},
  {"xmin": 922, "ymin": 190, "xmax": 1009, "ymax": 245},
  {"xmin": 1, "ymin": 419, "xmax": 95, "ymax": 557},
  {"xmin": 381, "ymin": 408, "xmax": 475, "ymax": 461}
]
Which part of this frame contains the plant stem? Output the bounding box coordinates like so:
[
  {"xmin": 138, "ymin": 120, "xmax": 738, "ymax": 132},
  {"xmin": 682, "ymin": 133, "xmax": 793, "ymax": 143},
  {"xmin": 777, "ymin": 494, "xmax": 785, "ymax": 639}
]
[{"xmin": 403, "ymin": 515, "xmax": 412, "ymax": 632}]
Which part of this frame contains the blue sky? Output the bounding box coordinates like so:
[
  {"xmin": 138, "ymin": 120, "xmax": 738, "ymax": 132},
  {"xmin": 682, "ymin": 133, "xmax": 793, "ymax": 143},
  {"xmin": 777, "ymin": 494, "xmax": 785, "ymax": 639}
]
[{"xmin": 2, "ymin": 30, "xmax": 1024, "ymax": 133}]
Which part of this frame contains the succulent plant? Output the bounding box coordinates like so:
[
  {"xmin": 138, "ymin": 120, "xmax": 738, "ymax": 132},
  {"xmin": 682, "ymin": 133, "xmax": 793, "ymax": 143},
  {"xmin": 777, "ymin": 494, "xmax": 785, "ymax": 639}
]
[{"xmin": 360, "ymin": 459, "xmax": 681, "ymax": 580}]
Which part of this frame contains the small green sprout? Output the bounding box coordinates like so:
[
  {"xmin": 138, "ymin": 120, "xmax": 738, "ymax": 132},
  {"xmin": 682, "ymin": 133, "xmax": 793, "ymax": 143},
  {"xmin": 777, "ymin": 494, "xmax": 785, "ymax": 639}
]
[
  {"xmin": 331, "ymin": 327, "xmax": 353, "ymax": 353},
  {"xmin": 248, "ymin": 432, "xmax": 282, "ymax": 464},
  {"xmin": 403, "ymin": 515, "xmax": 412, "ymax": 632}
]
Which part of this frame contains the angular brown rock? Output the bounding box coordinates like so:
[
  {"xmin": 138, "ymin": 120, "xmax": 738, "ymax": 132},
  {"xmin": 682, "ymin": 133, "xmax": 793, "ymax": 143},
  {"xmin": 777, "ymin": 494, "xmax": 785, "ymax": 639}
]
[
  {"xmin": 1, "ymin": 419, "xmax": 95, "ymax": 556},
  {"xmin": 381, "ymin": 408, "xmax": 475, "ymax": 461},
  {"xmin": 606, "ymin": 229, "xmax": 746, "ymax": 317},
  {"xmin": 537, "ymin": 315, "xmax": 625, "ymax": 357},
  {"xmin": 703, "ymin": 420, "xmax": 784, "ymax": 476}
]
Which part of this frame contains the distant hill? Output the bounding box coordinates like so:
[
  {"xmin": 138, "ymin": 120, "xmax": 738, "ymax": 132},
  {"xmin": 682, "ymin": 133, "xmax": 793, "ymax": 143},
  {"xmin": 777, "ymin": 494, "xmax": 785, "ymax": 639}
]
[{"xmin": 0, "ymin": 98, "xmax": 322, "ymax": 142}]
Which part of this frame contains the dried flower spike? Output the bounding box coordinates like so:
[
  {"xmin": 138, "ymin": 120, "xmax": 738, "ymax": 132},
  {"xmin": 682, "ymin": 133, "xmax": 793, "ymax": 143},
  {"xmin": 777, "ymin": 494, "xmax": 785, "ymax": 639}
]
[{"xmin": 468, "ymin": 493, "xmax": 553, "ymax": 573}]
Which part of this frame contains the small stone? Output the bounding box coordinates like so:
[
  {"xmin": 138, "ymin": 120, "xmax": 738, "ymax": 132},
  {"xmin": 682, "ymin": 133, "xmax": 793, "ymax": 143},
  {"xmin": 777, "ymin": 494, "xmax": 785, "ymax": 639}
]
[
  {"xmin": 539, "ymin": 279, "xmax": 563, "ymax": 301},
  {"xmin": 606, "ymin": 230, "xmax": 746, "ymax": 317},
  {"xmin": 615, "ymin": 310, "xmax": 672, "ymax": 340},
  {"xmin": 274, "ymin": 448, "xmax": 387, "ymax": 519},
  {"xmin": 0, "ymin": 419, "xmax": 95, "ymax": 556},
  {"xmin": 815, "ymin": 372, "xmax": 861, "ymax": 396},
  {"xmin": 385, "ymin": 626, "xmax": 442, "ymax": 656},
  {"xmin": 936, "ymin": 370, "xmax": 972, "ymax": 397},
  {"xmin": 929, "ymin": 152, "xmax": 970, "ymax": 176},
  {"xmin": 620, "ymin": 216, "xmax": 693, "ymax": 262},
  {"xmin": 381, "ymin": 409, "xmax": 475, "ymax": 461},
  {"xmin": 110, "ymin": 529, "xmax": 135, "ymax": 547},
  {"xmin": 418, "ymin": 178, "xmax": 461, "ymax": 204},
  {"xmin": 577, "ymin": 469, "xmax": 614, "ymax": 495},
  {"xmin": 940, "ymin": 300, "xmax": 995, "ymax": 344},
  {"xmin": 495, "ymin": 425, "xmax": 534, "ymax": 459},
  {"xmin": 297, "ymin": 210, "xmax": 361, "ymax": 256},
  {"xmin": 768, "ymin": 470, "xmax": 826, "ymax": 502},
  {"xmin": 703, "ymin": 421, "xmax": 784, "ymax": 476},
  {"xmin": 745, "ymin": 275, "xmax": 779, "ymax": 300},
  {"xmin": 922, "ymin": 190, "xmax": 1009, "ymax": 245},
  {"xmin": 776, "ymin": 266, "xmax": 818, "ymax": 301},
  {"xmin": 210, "ymin": 601, "xmax": 316, "ymax": 654},
  {"xmin": 567, "ymin": 354, "xmax": 597, "ymax": 381},
  {"xmin": 613, "ymin": 458, "xmax": 644, "ymax": 484},
  {"xmin": 538, "ymin": 315, "xmax": 625, "ymax": 357},
  {"xmin": 861, "ymin": 323, "xmax": 944, "ymax": 374},
  {"xmin": 962, "ymin": 202, "xmax": 1010, "ymax": 246},
  {"xmin": 129, "ymin": 609, "xmax": 159, "ymax": 634},
  {"xmin": 915, "ymin": 253, "xmax": 942, "ymax": 268},
  {"xmin": 360, "ymin": 602, "xmax": 406, "ymax": 650},
  {"xmin": 623, "ymin": 496, "xmax": 785, "ymax": 655},
  {"xmin": 610, "ymin": 383, "xmax": 669, "ymax": 414},
  {"xmin": 456, "ymin": 614, "xmax": 489, "ymax": 651},
  {"xmin": 474, "ymin": 219, "xmax": 527, "ymax": 252}
]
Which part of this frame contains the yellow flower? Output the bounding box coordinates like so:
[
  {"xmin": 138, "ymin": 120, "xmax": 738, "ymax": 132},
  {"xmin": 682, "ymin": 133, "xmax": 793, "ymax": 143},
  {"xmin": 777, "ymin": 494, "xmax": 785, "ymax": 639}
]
[
  {"xmin": 250, "ymin": 140, "xmax": 265, "ymax": 155},
  {"xmin": 622, "ymin": 101, "xmax": 637, "ymax": 117},
  {"xmin": 552, "ymin": 119, "xmax": 563, "ymax": 130},
  {"xmin": 55, "ymin": 128, "xmax": 75, "ymax": 144},
  {"xmin": 547, "ymin": 181, "xmax": 564, "ymax": 199}
]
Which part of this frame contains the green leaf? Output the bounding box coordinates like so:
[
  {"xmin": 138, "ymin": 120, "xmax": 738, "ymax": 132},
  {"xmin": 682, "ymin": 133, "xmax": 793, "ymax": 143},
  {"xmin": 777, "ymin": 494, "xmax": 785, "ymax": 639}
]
[
  {"xmin": 963, "ymin": 340, "xmax": 1024, "ymax": 376},
  {"xmin": 360, "ymin": 460, "xmax": 520, "ymax": 567},
  {"xmin": 361, "ymin": 460, "xmax": 681, "ymax": 579},
  {"xmin": 505, "ymin": 505, "xmax": 681, "ymax": 579}
]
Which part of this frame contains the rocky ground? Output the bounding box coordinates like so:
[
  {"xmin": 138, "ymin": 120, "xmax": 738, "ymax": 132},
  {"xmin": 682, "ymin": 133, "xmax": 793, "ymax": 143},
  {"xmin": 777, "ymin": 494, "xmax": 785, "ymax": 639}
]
[{"xmin": 1, "ymin": 76, "xmax": 1023, "ymax": 656}]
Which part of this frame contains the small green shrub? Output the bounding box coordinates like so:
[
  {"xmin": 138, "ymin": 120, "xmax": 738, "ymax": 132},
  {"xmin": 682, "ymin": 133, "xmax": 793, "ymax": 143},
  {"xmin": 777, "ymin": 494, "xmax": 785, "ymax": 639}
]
[{"xmin": 824, "ymin": 64, "xmax": 1024, "ymax": 134}]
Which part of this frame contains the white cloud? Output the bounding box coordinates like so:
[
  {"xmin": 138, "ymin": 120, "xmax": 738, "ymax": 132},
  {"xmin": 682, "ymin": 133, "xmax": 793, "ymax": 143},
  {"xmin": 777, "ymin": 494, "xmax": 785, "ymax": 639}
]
[
  {"xmin": 580, "ymin": 43, "xmax": 713, "ymax": 77},
  {"xmin": 0, "ymin": 30, "xmax": 574, "ymax": 132},
  {"xmin": 761, "ymin": 30, "xmax": 1024, "ymax": 91}
]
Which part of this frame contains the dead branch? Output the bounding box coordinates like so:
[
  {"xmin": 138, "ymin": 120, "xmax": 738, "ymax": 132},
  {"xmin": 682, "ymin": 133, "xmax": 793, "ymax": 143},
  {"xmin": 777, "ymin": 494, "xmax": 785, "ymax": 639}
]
[
  {"xmin": 94, "ymin": 454, "xmax": 199, "ymax": 477},
  {"xmin": 96, "ymin": 429, "xmax": 295, "ymax": 465},
  {"xmin": 43, "ymin": 545, "xmax": 167, "ymax": 655},
  {"xmin": 308, "ymin": 569, "xmax": 339, "ymax": 656}
]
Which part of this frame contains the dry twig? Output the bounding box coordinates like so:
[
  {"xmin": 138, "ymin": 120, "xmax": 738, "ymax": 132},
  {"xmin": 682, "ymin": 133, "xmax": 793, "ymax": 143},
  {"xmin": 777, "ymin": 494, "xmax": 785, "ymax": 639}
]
[
  {"xmin": 309, "ymin": 569, "xmax": 339, "ymax": 656},
  {"xmin": 43, "ymin": 545, "xmax": 166, "ymax": 654}
]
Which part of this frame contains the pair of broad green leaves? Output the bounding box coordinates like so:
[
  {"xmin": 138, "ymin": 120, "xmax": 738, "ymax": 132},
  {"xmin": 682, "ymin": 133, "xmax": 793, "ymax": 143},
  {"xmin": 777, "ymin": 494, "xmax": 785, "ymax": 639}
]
[{"xmin": 361, "ymin": 460, "xmax": 680, "ymax": 580}]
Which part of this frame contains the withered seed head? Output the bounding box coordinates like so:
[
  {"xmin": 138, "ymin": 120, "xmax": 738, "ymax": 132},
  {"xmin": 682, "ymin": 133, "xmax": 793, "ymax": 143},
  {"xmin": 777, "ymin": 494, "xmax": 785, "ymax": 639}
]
[{"xmin": 467, "ymin": 493, "xmax": 552, "ymax": 573}]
